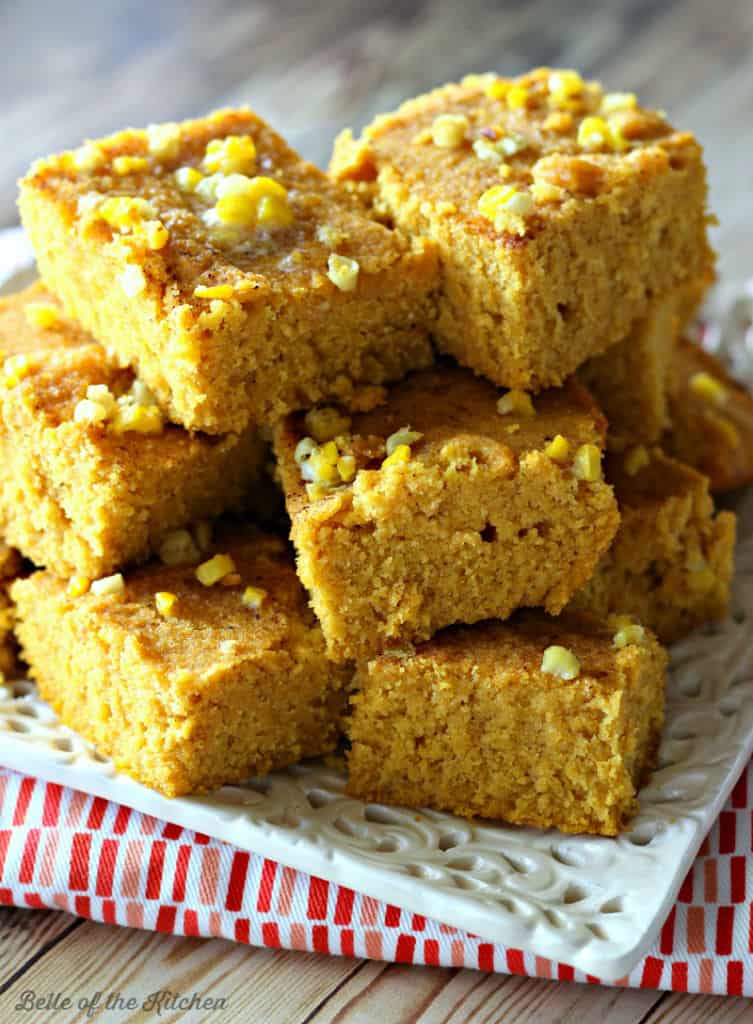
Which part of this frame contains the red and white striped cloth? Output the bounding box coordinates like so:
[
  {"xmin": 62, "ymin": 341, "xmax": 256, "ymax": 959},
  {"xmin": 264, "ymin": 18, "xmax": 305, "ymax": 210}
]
[{"xmin": 1, "ymin": 764, "xmax": 752, "ymax": 996}]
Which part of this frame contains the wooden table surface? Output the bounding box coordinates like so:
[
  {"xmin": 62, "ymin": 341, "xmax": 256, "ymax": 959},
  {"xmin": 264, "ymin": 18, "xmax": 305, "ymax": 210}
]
[{"xmin": 2, "ymin": 0, "xmax": 753, "ymax": 1020}]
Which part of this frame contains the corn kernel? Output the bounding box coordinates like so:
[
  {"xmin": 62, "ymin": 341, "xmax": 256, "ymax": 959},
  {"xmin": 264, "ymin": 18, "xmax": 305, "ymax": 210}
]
[
  {"xmin": 473, "ymin": 138, "xmax": 504, "ymax": 163},
  {"xmin": 382, "ymin": 444, "xmax": 411, "ymax": 469},
  {"xmin": 214, "ymin": 175, "xmax": 291, "ymax": 229},
  {"xmin": 548, "ymin": 69, "xmax": 584, "ymax": 103},
  {"xmin": 304, "ymin": 407, "xmax": 352, "ymax": 443},
  {"xmin": 577, "ymin": 116, "xmax": 616, "ymax": 151},
  {"xmin": 98, "ymin": 196, "xmax": 155, "ymax": 232},
  {"xmin": 159, "ymin": 529, "xmax": 200, "ymax": 567},
  {"xmin": 196, "ymin": 553, "xmax": 236, "ymax": 586},
  {"xmin": 478, "ymin": 185, "xmax": 534, "ymax": 226},
  {"xmin": 542, "ymin": 111, "xmax": 574, "ymax": 134},
  {"xmin": 601, "ymin": 92, "xmax": 637, "ymax": 114},
  {"xmin": 119, "ymin": 265, "xmax": 147, "ymax": 298},
  {"xmin": 257, "ymin": 194, "xmax": 294, "ymax": 229},
  {"xmin": 530, "ymin": 181, "xmax": 566, "ymax": 204},
  {"xmin": 242, "ymin": 586, "xmax": 267, "ymax": 611},
  {"xmin": 73, "ymin": 398, "xmax": 109, "ymax": 425},
  {"xmin": 155, "ymin": 591, "xmax": 178, "ymax": 617},
  {"xmin": 202, "ymin": 135, "xmax": 257, "ymax": 175},
  {"xmin": 146, "ymin": 122, "xmax": 182, "ymax": 159},
  {"xmin": 24, "ymin": 303, "xmax": 60, "ymax": 330},
  {"xmin": 497, "ymin": 389, "xmax": 535, "ymax": 418},
  {"xmin": 3, "ymin": 354, "xmax": 32, "ymax": 387},
  {"xmin": 573, "ymin": 443, "xmax": 603, "ymax": 482},
  {"xmin": 72, "ymin": 142, "xmax": 105, "ymax": 172},
  {"xmin": 111, "ymin": 403, "xmax": 164, "ymax": 435},
  {"xmin": 337, "ymin": 454, "xmax": 357, "ymax": 483},
  {"xmin": 306, "ymin": 481, "xmax": 333, "ymax": 501},
  {"xmin": 194, "ymin": 283, "xmax": 235, "ymax": 300},
  {"xmin": 431, "ymin": 114, "xmax": 469, "ymax": 148},
  {"xmin": 715, "ymin": 415, "xmax": 741, "ymax": 450},
  {"xmin": 327, "ymin": 254, "xmax": 360, "ymax": 292},
  {"xmin": 541, "ymin": 645, "xmax": 580, "ymax": 680},
  {"xmin": 624, "ymin": 444, "xmax": 650, "ymax": 476},
  {"xmin": 294, "ymin": 437, "xmax": 317, "ymax": 465},
  {"xmin": 90, "ymin": 573, "xmax": 125, "ymax": 597},
  {"xmin": 316, "ymin": 224, "xmax": 347, "ymax": 248},
  {"xmin": 174, "ymin": 166, "xmax": 204, "ymax": 193},
  {"xmin": 690, "ymin": 371, "xmax": 726, "ymax": 406},
  {"xmin": 613, "ymin": 623, "xmax": 647, "ymax": 648},
  {"xmin": 195, "ymin": 173, "xmax": 224, "ymax": 202},
  {"xmin": 67, "ymin": 575, "xmax": 91, "ymax": 598},
  {"xmin": 485, "ymin": 79, "xmax": 510, "ymax": 100},
  {"xmin": 545, "ymin": 434, "xmax": 570, "ymax": 463},
  {"xmin": 506, "ymin": 84, "xmax": 529, "ymax": 109},
  {"xmin": 498, "ymin": 163, "xmax": 513, "ymax": 180},
  {"xmin": 141, "ymin": 220, "xmax": 169, "ymax": 250},
  {"xmin": 385, "ymin": 427, "xmax": 423, "ymax": 455},
  {"xmin": 127, "ymin": 380, "xmax": 158, "ymax": 406},
  {"xmin": 113, "ymin": 155, "xmax": 149, "ymax": 175}
]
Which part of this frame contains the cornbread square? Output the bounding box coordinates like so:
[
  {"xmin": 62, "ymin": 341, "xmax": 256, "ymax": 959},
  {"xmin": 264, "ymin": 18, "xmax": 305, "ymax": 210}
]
[
  {"xmin": 274, "ymin": 365, "xmax": 619, "ymax": 660},
  {"xmin": 569, "ymin": 449, "xmax": 735, "ymax": 643},
  {"xmin": 0, "ymin": 283, "xmax": 265, "ymax": 578},
  {"xmin": 12, "ymin": 530, "xmax": 351, "ymax": 797},
  {"xmin": 579, "ymin": 276, "xmax": 708, "ymax": 447},
  {"xmin": 331, "ymin": 70, "xmax": 713, "ymax": 391},
  {"xmin": 346, "ymin": 611, "xmax": 667, "ymax": 836},
  {"xmin": 0, "ymin": 541, "xmax": 22, "ymax": 677},
  {"xmin": 19, "ymin": 108, "xmax": 438, "ymax": 434},
  {"xmin": 664, "ymin": 337, "xmax": 753, "ymax": 493}
]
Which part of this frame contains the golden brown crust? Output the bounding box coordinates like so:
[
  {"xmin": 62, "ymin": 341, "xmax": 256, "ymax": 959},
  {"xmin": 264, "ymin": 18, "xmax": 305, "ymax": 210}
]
[
  {"xmin": 330, "ymin": 71, "xmax": 714, "ymax": 392},
  {"xmin": 346, "ymin": 610, "xmax": 667, "ymax": 836},
  {"xmin": 0, "ymin": 283, "xmax": 265, "ymax": 578},
  {"xmin": 664, "ymin": 337, "xmax": 753, "ymax": 493},
  {"xmin": 275, "ymin": 365, "xmax": 619, "ymax": 660},
  {"xmin": 570, "ymin": 448, "xmax": 736, "ymax": 642},
  {"xmin": 12, "ymin": 528, "xmax": 352, "ymax": 797},
  {"xmin": 19, "ymin": 109, "xmax": 439, "ymax": 433}
]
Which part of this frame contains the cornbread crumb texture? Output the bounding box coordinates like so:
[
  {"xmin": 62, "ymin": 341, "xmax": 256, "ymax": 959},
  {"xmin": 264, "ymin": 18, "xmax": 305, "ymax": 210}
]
[
  {"xmin": 274, "ymin": 365, "xmax": 620, "ymax": 661},
  {"xmin": 0, "ymin": 541, "xmax": 22, "ymax": 677},
  {"xmin": 570, "ymin": 448, "xmax": 735, "ymax": 643},
  {"xmin": 19, "ymin": 108, "xmax": 438, "ymax": 434},
  {"xmin": 0, "ymin": 283, "xmax": 265, "ymax": 578},
  {"xmin": 664, "ymin": 337, "xmax": 753, "ymax": 493},
  {"xmin": 330, "ymin": 69, "xmax": 713, "ymax": 391},
  {"xmin": 12, "ymin": 529, "xmax": 351, "ymax": 797},
  {"xmin": 346, "ymin": 611, "xmax": 667, "ymax": 836},
  {"xmin": 579, "ymin": 275, "xmax": 709, "ymax": 447}
]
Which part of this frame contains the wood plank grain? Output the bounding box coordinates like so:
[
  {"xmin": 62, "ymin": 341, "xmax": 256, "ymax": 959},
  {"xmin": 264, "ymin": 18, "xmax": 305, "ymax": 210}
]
[
  {"xmin": 0, "ymin": 919, "xmax": 366, "ymax": 1024},
  {"xmin": 0, "ymin": 909, "xmax": 82, "ymax": 991},
  {"xmin": 643, "ymin": 991, "xmax": 753, "ymax": 1022},
  {"xmin": 305, "ymin": 964, "xmax": 662, "ymax": 1023}
]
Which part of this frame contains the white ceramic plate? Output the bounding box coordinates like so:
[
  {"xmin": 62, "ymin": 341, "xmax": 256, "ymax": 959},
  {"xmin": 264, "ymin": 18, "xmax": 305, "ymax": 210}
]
[{"xmin": 1, "ymin": 228, "xmax": 753, "ymax": 981}]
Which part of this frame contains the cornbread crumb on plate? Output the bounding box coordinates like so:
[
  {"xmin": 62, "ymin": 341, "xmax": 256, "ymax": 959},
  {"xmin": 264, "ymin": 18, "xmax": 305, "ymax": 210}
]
[
  {"xmin": 0, "ymin": 282, "xmax": 265, "ymax": 578},
  {"xmin": 664, "ymin": 336, "xmax": 753, "ymax": 493},
  {"xmin": 18, "ymin": 108, "xmax": 438, "ymax": 434},
  {"xmin": 274, "ymin": 364, "xmax": 619, "ymax": 661},
  {"xmin": 12, "ymin": 529, "xmax": 352, "ymax": 798},
  {"xmin": 346, "ymin": 611, "xmax": 667, "ymax": 836},
  {"xmin": 579, "ymin": 275, "xmax": 710, "ymax": 448},
  {"xmin": 569, "ymin": 448, "xmax": 735, "ymax": 643},
  {"xmin": 330, "ymin": 69, "xmax": 713, "ymax": 392}
]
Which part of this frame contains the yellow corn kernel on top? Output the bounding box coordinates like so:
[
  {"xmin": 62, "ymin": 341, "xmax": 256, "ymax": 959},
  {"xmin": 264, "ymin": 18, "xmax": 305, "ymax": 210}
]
[
  {"xmin": 613, "ymin": 623, "xmax": 647, "ymax": 648},
  {"xmin": 196, "ymin": 553, "xmax": 237, "ymax": 587},
  {"xmin": 242, "ymin": 586, "xmax": 267, "ymax": 611},
  {"xmin": 327, "ymin": 254, "xmax": 360, "ymax": 292},
  {"xmin": 155, "ymin": 591, "xmax": 178, "ymax": 617},
  {"xmin": 541, "ymin": 645, "xmax": 581, "ymax": 680},
  {"xmin": 624, "ymin": 444, "xmax": 651, "ymax": 476},
  {"xmin": 382, "ymin": 444, "xmax": 411, "ymax": 469},
  {"xmin": 385, "ymin": 427, "xmax": 423, "ymax": 455},
  {"xmin": 202, "ymin": 134, "xmax": 257, "ymax": 175},
  {"xmin": 174, "ymin": 166, "xmax": 204, "ymax": 193},
  {"xmin": 24, "ymin": 303, "xmax": 61, "ymax": 330},
  {"xmin": 690, "ymin": 371, "xmax": 726, "ymax": 406},
  {"xmin": 431, "ymin": 113, "xmax": 469, "ymax": 148},
  {"xmin": 573, "ymin": 443, "xmax": 602, "ymax": 482},
  {"xmin": 497, "ymin": 389, "xmax": 535, "ymax": 418},
  {"xmin": 67, "ymin": 575, "xmax": 91, "ymax": 598},
  {"xmin": 544, "ymin": 434, "xmax": 571, "ymax": 464},
  {"xmin": 194, "ymin": 283, "xmax": 235, "ymax": 300},
  {"xmin": 113, "ymin": 155, "xmax": 150, "ymax": 175},
  {"xmin": 90, "ymin": 573, "xmax": 125, "ymax": 597}
]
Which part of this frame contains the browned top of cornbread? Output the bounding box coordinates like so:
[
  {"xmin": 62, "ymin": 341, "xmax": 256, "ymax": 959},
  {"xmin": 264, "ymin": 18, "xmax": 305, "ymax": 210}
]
[
  {"xmin": 606, "ymin": 446, "xmax": 709, "ymax": 507},
  {"xmin": 331, "ymin": 69, "xmax": 702, "ymax": 239},
  {"xmin": 369, "ymin": 611, "xmax": 665, "ymax": 695},
  {"xmin": 20, "ymin": 108, "xmax": 429, "ymax": 307},
  {"xmin": 0, "ymin": 283, "xmax": 231, "ymax": 450},
  {"xmin": 278, "ymin": 364, "xmax": 608, "ymax": 511},
  {"xmin": 665, "ymin": 337, "xmax": 753, "ymax": 492},
  {"xmin": 11, "ymin": 530, "xmax": 317, "ymax": 674}
]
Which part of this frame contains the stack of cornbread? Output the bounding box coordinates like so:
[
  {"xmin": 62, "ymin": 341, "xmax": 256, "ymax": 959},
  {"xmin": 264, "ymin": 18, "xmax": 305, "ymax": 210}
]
[{"xmin": 3, "ymin": 69, "xmax": 751, "ymax": 836}]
